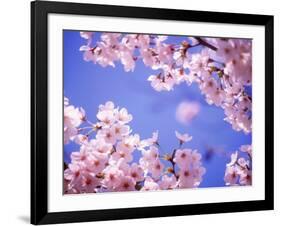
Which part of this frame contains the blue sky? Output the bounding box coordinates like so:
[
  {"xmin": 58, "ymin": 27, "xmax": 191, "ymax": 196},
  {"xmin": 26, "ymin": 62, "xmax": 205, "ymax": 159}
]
[{"xmin": 63, "ymin": 30, "xmax": 252, "ymax": 188}]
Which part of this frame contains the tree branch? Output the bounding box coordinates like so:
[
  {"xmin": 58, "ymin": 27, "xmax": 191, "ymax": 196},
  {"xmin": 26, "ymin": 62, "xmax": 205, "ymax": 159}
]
[{"xmin": 195, "ymin": 37, "xmax": 217, "ymax": 51}]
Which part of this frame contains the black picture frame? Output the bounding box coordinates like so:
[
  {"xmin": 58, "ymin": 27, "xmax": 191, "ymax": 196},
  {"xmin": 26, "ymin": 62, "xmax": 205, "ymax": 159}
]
[{"xmin": 31, "ymin": 0, "xmax": 274, "ymax": 224}]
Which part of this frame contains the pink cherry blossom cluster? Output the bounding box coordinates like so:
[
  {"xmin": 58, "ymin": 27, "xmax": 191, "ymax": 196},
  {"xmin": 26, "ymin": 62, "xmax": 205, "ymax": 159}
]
[
  {"xmin": 64, "ymin": 98, "xmax": 206, "ymax": 194},
  {"xmin": 64, "ymin": 97, "xmax": 85, "ymax": 144},
  {"xmin": 79, "ymin": 32, "xmax": 252, "ymax": 134},
  {"xmin": 224, "ymin": 144, "xmax": 252, "ymax": 186}
]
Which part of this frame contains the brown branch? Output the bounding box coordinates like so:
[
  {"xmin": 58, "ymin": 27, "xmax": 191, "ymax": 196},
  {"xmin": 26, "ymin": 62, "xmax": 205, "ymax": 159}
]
[{"xmin": 195, "ymin": 37, "xmax": 218, "ymax": 51}]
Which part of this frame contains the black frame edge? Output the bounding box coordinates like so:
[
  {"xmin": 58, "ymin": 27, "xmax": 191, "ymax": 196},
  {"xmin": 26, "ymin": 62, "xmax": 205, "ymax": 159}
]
[
  {"xmin": 31, "ymin": 1, "xmax": 49, "ymax": 224},
  {"xmin": 37, "ymin": 200, "xmax": 269, "ymax": 225},
  {"xmin": 264, "ymin": 16, "xmax": 274, "ymax": 210},
  {"xmin": 32, "ymin": 0, "xmax": 273, "ymax": 25}
]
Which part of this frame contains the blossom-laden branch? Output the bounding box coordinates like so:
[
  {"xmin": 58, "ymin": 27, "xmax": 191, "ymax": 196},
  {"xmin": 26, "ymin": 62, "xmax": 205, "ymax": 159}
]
[
  {"xmin": 224, "ymin": 145, "xmax": 252, "ymax": 186},
  {"xmin": 64, "ymin": 98, "xmax": 206, "ymax": 194},
  {"xmin": 79, "ymin": 32, "xmax": 252, "ymax": 135}
]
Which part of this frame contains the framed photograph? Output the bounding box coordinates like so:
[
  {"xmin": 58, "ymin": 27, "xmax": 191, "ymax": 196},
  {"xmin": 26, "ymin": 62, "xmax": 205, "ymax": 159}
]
[{"xmin": 31, "ymin": 1, "xmax": 274, "ymax": 224}]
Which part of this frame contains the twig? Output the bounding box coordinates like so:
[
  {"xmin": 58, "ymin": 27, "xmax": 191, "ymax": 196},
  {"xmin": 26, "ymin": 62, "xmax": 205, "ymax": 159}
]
[{"xmin": 195, "ymin": 37, "xmax": 218, "ymax": 51}]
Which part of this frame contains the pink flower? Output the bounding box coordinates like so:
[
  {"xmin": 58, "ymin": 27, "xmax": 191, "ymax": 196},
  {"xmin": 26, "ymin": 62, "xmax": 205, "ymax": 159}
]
[
  {"xmin": 159, "ymin": 175, "xmax": 177, "ymax": 190},
  {"xmin": 94, "ymin": 42, "xmax": 117, "ymax": 67},
  {"xmin": 96, "ymin": 128, "xmax": 117, "ymax": 144},
  {"xmin": 148, "ymin": 159, "xmax": 164, "ymax": 179},
  {"xmin": 89, "ymin": 139, "xmax": 112, "ymax": 154},
  {"xmin": 173, "ymin": 149, "xmax": 192, "ymax": 169},
  {"xmin": 224, "ymin": 145, "xmax": 251, "ymax": 186},
  {"xmin": 112, "ymin": 123, "xmax": 131, "ymax": 140},
  {"xmin": 64, "ymin": 105, "xmax": 85, "ymax": 127},
  {"xmin": 140, "ymin": 48, "xmax": 158, "ymax": 68},
  {"xmin": 193, "ymin": 166, "xmax": 206, "ymax": 186},
  {"xmin": 70, "ymin": 147, "xmax": 89, "ymax": 163},
  {"xmin": 64, "ymin": 100, "xmax": 207, "ymax": 193},
  {"xmin": 123, "ymin": 134, "xmax": 141, "ymax": 149},
  {"xmin": 147, "ymin": 70, "xmax": 176, "ymax": 92},
  {"xmin": 191, "ymin": 150, "xmax": 202, "ymax": 166},
  {"xmin": 240, "ymin": 145, "xmax": 252, "ymax": 157},
  {"xmin": 80, "ymin": 32, "xmax": 93, "ymax": 40},
  {"xmin": 156, "ymin": 43, "xmax": 174, "ymax": 66},
  {"xmin": 85, "ymin": 152, "xmax": 108, "ymax": 174},
  {"xmin": 102, "ymin": 166, "xmax": 123, "ymax": 189},
  {"xmin": 116, "ymin": 108, "xmax": 133, "ymax": 124},
  {"xmin": 116, "ymin": 176, "xmax": 136, "ymax": 192},
  {"xmin": 226, "ymin": 151, "xmax": 238, "ymax": 167},
  {"xmin": 115, "ymin": 140, "xmax": 133, "ymax": 154},
  {"xmin": 99, "ymin": 101, "xmax": 115, "ymax": 112},
  {"xmin": 78, "ymin": 32, "xmax": 252, "ymax": 137},
  {"xmin": 175, "ymin": 101, "xmax": 200, "ymax": 124},
  {"xmin": 178, "ymin": 168, "xmax": 194, "ymax": 188},
  {"xmin": 64, "ymin": 127, "xmax": 78, "ymax": 145},
  {"xmin": 80, "ymin": 172, "xmax": 100, "ymax": 193},
  {"xmin": 239, "ymin": 170, "xmax": 252, "ymax": 185},
  {"xmin": 173, "ymin": 41, "xmax": 190, "ymax": 68},
  {"xmin": 200, "ymin": 77, "xmax": 218, "ymax": 96},
  {"xmin": 111, "ymin": 143, "xmax": 133, "ymax": 163},
  {"xmin": 141, "ymin": 177, "xmax": 160, "ymax": 191},
  {"xmin": 100, "ymin": 33, "xmax": 121, "ymax": 46},
  {"xmin": 64, "ymin": 163, "xmax": 84, "ymax": 190},
  {"xmin": 136, "ymin": 34, "xmax": 150, "ymax": 48},
  {"xmin": 237, "ymin": 95, "xmax": 251, "ymax": 111},
  {"xmin": 129, "ymin": 163, "xmax": 144, "ymax": 182},
  {"xmin": 206, "ymin": 88, "xmax": 225, "ymax": 106},
  {"xmin": 116, "ymin": 158, "xmax": 130, "ymax": 174},
  {"xmin": 79, "ymin": 45, "xmax": 91, "ymax": 52},
  {"xmin": 175, "ymin": 131, "xmax": 192, "ymax": 144},
  {"xmin": 119, "ymin": 47, "xmax": 135, "ymax": 72},
  {"xmin": 74, "ymin": 134, "xmax": 89, "ymax": 145},
  {"xmin": 141, "ymin": 146, "xmax": 159, "ymax": 162},
  {"xmin": 64, "ymin": 103, "xmax": 85, "ymax": 144},
  {"xmin": 237, "ymin": 157, "xmax": 249, "ymax": 169},
  {"xmin": 140, "ymin": 131, "xmax": 159, "ymax": 148},
  {"xmin": 188, "ymin": 51, "xmax": 210, "ymax": 75},
  {"xmin": 224, "ymin": 166, "xmax": 239, "ymax": 185},
  {"xmin": 96, "ymin": 110, "xmax": 115, "ymax": 128},
  {"xmin": 173, "ymin": 68, "xmax": 189, "ymax": 84}
]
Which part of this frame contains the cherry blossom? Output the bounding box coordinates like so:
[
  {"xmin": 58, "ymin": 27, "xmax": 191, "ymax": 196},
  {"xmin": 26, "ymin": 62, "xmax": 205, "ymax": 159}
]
[
  {"xmin": 240, "ymin": 144, "xmax": 252, "ymax": 157},
  {"xmin": 129, "ymin": 163, "xmax": 144, "ymax": 182},
  {"xmin": 147, "ymin": 73, "xmax": 175, "ymax": 92},
  {"xmin": 224, "ymin": 144, "xmax": 252, "ymax": 186},
  {"xmin": 173, "ymin": 149, "xmax": 192, "ymax": 169},
  {"xmin": 147, "ymin": 159, "xmax": 164, "ymax": 179},
  {"xmin": 224, "ymin": 165, "xmax": 239, "ymax": 185},
  {"xmin": 96, "ymin": 127, "xmax": 117, "ymax": 144},
  {"xmin": 64, "ymin": 100, "xmax": 206, "ymax": 193},
  {"xmin": 141, "ymin": 177, "xmax": 160, "ymax": 191},
  {"xmin": 64, "ymin": 32, "xmax": 254, "ymax": 194},
  {"xmin": 64, "ymin": 98, "xmax": 85, "ymax": 144},
  {"xmin": 159, "ymin": 175, "xmax": 177, "ymax": 190},
  {"xmin": 80, "ymin": 31, "xmax": 93, "ymax": 40},
  {"xmin": 139, "ymin": 131, "xmax": 159, "ymax": 148},
  {"xmin": 85, "ymin": 152, "xmax": 108, "ymax": 174},
  {"xmin": 111, "ymin": 143, "xmax": 133, "ymax": 163},
  {"xmin": 102, "ymin": 165, "xmax": 123, "ymax": 190},
  {"xmin": 239, "ymin": 170, "xmax": 252, "ymax": 185},
  {"xmin": 116, "ymin": 108, "xmax": 133, "ymax": 124},
  {"xmin": 175, "ymin": 131, "xmax": 192, "ymax": 144},
  {"xmin": 79, "ymin": 33, "xmax": 252, "ymax": 134},
  {"xmin": 117, "ymin": 176, "xmax": 136, "ymax": 192}
]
